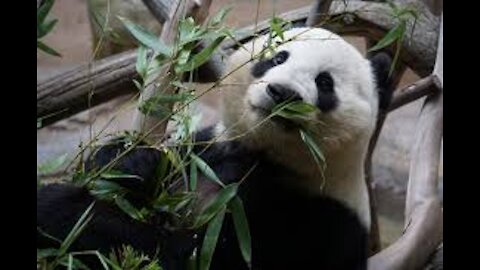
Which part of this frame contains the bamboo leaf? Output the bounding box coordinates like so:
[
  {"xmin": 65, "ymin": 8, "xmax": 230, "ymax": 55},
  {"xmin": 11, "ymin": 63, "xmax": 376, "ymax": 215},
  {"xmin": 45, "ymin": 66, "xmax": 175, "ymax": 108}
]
[
  {"xmin": 368, "ymin": 21, "xmax": 406, "ymax": 52},
  {"xmin": 136, "ymin": 46, "xmax": 148, "ymax": 80},
  {"xmin": 208, "ymin": 7, "xmax": 232, "ymax": 27},
  {"xmin": 58, "ymin": 202, "xmax": 95, "ymax": 256},
  {"xmin": 199, "ymin": 207, "xmax": 226, "ymax": 270},
  {"xmin": 37, "ymin": 153, "xmax": 68, "ymax": 174},
  {"xmin": 37, "ymin": 0, "xmax": 55, "ymax": 25},
  {"xmin": 118, "ymin": 16, "xmax": 172, "ymax": 56},
  {"xmin": 37, "ymin": 40, "xmax": 61, "ymax": 57},
  {"xmin": 176, "ymin": 35, "xmax": 226, "ymax": 73},
  {"xmin": 195, "ymin": 183, "xmax": 239, "ymax": 227},
  {"xmin": 229, "ymin": 197, "xmax": 252, "ymax": 266},
  {"xmin": 190, "ymin": 161, "xmax": 198, "ymax": 191},
  {"xmin": 191, "ymin": 154, "xmax": 225, "ymax": 187},
  {"xmin": 300, "ymin": 129, "xmax": 325, "ymax": 164},
  {"xmin": 115, "ymin": 196, "xmax": 145, "ymax": 221}
]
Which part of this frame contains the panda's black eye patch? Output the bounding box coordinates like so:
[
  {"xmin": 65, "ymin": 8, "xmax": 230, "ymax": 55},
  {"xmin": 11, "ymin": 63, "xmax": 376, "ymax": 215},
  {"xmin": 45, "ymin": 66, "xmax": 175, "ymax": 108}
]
[
  {"xmin": 315, "ymin": 72, "xmax": 334, "ymax": 93},
  {"xmin": 315, "ymin": 72, "xmax": 337, "ymax": 112},
  {"xmin": 251, "ymin": 51, "xmax": 290, "ymax": 78}
]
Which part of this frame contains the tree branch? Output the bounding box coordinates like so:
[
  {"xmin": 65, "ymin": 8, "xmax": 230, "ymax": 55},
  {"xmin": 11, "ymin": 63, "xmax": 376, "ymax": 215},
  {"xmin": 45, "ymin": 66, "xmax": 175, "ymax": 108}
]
[
  {"xmin": 37, "ymin": 50, "xmax": 138, "ymax": 126},
  {"xmin": 388, "ymin": 75, "xmax": 437, "ymax": 112},
  {"xmin": 368, "ymin": 12, "xmax": 443, "ymax": 270},
  {"xmin": 368, "ymin": 91, "xmax": 443, "ymax": 270},
  {"xmin": 305, "ymin": 0, "xmax": 333, "ymax": 26},
  {"xmin": 141, "ymin": 0, "xmax": 177, "ymax": 24}
]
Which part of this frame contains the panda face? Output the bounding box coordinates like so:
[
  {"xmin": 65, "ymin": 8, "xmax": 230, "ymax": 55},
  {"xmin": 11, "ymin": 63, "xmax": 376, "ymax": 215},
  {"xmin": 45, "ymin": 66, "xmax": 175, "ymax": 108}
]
[{"xmin": 220, "ymin": 27, "xmax": 380, "ymax": 152}]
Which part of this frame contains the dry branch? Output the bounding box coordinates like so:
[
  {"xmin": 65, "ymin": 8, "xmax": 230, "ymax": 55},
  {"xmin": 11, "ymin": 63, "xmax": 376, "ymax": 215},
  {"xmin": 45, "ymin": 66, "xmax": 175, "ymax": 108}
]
[
  {"xmin": 141, "ymin": 0, "xmax": 176, "ymax": 23},
  {"xmin": 305, "ymin": 0, "xmax": 333, "ymax": 26},
  {"xmin": 388, "ymin": 75, "xmax": 437, "ymax": 112}
]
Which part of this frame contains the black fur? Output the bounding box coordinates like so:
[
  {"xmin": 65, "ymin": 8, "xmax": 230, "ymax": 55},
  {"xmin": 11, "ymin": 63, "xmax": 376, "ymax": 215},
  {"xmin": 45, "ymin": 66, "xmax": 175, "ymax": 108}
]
[
  {"xmin": 251, "ymin": 51, "xmax": 290, "ymax": 78},
  {"xmin": 368, "ymin": 52, "xmax": 394, "ymax": 110},
  {"xmin": 315, "ymin": 71, "xmax": 338, "ymax": 112},
  {"xmin": 38, "ymin": 129, "xmax": 368, "ymax": 269},
  {"xmin": 193, "ymin": 131, "xmax": 368, "ymax": 270}
]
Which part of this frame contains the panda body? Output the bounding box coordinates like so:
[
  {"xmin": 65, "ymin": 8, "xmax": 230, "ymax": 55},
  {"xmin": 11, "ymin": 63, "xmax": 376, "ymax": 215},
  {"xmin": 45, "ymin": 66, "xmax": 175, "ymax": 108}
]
[{"xmin": 37, "ymin": 27, "xmax": 393, "ymax": 270}]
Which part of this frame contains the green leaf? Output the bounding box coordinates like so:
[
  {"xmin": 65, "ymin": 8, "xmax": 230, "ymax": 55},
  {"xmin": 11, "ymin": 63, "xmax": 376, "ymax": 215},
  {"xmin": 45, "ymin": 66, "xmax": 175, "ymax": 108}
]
[
  {"xmin": 90, "ymin": 180, "xmax": 126, "ymax": 199},
  {"xmin": 37, "ymin": 40, "xmax": 61, "ymax": 57},
  {"xmin": 136, "ymin": 46, "xmax": 148, "ymax": 80},
  {"xmin": 37, "ymin": 248, "xmax": 59, "ymax": 259},
  {"xmin": 176, "ymin": 35, "xmax": 226, "ymax": 73},
  {"xmin": 208, "ymin": 7, "xmax": 232, "ymax": 27},
  {"xmin": 179, "ymin": 17, "xmax": 199, "ymax": 44},
  {"xmin": 133, "ymin": 79, "xmax": 143, "ymax": 91},
  {"xmin": 58, "ymin": 254, "xmax": 90, "ymax": 270},
  {"xmin": 177, "ymin": 49, "xmax": 192, "ymax": 66},
  {"xmin": 270, "ymin": 17, "xmax": 287, "ymax": 41},
  {"xmin": 190, "ymin": 160, "xmax": 198, "ymax": 191},
  {"xmin": 37, "ymin": 118, "xmax": 42, "ymax": 129},
  {"xmin": 37, "ymin": 153, "xmax": 68, "ymax": 174},
  {"xmin": 195, "ymin": 183, "xmax": 238, "ymax": 227},
  {"xmin": 139, "ymin": 100, "xmax": 170, "ymax": 118},
  {"xmin": 299, "ymin": 129, "xmax": 325, "ymax": 165},
  {"xmin": 37, "ymin": 0, "xmax": 55, "ymax": 25},
  {"xmin": 368, "ymin": 21, "xmax": 407, "ymax": 52},
  {"xmin": 191, "ymin": 153, "xmax": 225, "ymax": 187},
  {"xmin": 273, "ymin": 101, "xmax": 318, "ymax": 120},
  {"xmin": 118, "ymin": 16, "xmax": 172, "ymax": 56},
  {"xmin": 101, "ymin": 170, "xmax": 144, "ymax": 181},
  {"xmin": 58, "ymin": 202, "xmax": 95, "ymax": 256},
  {"xmin": 115, "ymin": 196, "xmax": 145, "ymax": 221},
  {"xmin": 154, "ymin": 192, "xmax": 194, "ymax": 213},
  {"xmin": 38, "ymin": 18, "xmax": 58, "ymax": 39},
  {"xmin": 199, "ymin": 207, "xmax": 226, "ymax": 270},
  {"xmin": 229, "ymin": 197, "xmax": 252, "ymax": 266}
]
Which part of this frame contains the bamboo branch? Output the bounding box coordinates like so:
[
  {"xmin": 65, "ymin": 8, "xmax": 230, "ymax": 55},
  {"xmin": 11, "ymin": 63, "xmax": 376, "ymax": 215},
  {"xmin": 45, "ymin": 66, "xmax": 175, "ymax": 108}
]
[{"xmin": 132, "ymin": 0, "xmax": 213, "ymax": 141}]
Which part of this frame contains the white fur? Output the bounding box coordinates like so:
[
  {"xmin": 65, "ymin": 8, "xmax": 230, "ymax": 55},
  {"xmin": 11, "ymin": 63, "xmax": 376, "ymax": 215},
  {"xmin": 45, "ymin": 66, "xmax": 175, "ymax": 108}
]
[{"xmin": 216, "ymin": 27, "xmax": 379, "ymax": 229}]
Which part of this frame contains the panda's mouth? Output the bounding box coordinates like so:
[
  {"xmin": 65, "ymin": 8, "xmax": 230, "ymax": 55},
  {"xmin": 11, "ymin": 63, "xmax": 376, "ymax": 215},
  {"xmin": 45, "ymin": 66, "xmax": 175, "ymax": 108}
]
[{"xmin": 249, "ymin": 103, "xmax": 301, "ymax": 130}]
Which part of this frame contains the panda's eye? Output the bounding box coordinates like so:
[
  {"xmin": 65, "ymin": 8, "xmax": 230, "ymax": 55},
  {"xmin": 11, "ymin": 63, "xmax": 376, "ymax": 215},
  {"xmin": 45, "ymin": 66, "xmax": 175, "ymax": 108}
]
[
  {"xmin": 271, "ymin": 51, "xmax": 289, "ymax": 66},
  {"xmin": 315, "ymin": 72, "xmax": 334, "ymax": 93}
]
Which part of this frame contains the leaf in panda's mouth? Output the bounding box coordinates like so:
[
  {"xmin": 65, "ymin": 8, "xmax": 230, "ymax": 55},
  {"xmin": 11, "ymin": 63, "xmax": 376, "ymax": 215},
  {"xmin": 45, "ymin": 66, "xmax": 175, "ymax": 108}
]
[{"xmin": 271, "ymin": 101, "xmax": 318, "ymax": 121}]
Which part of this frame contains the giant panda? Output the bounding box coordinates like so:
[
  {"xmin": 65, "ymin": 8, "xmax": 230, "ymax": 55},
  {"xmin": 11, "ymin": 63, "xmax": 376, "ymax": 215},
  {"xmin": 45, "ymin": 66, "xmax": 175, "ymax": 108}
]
[{"xmin": 37, "ymin": 27, "xmax": 393, "ymax": 270}]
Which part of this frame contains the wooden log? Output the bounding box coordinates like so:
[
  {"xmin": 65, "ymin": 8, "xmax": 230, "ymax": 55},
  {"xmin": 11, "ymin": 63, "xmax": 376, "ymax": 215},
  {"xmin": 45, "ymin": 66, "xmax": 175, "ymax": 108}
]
[
  {"xmin": 37, "ymin": 1, "xmax": 439, "ymax": 127},
  {"xmin": 37, "ymin": 50, "xmax": 138, "ymax": 126}
]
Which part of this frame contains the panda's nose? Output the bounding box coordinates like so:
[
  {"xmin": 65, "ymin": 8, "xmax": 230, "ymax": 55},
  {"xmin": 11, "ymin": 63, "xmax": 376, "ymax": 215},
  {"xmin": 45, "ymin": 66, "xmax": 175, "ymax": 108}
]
[{"xmin": 266, "ymin": 83, "xmax": 302, "ymax": 104}]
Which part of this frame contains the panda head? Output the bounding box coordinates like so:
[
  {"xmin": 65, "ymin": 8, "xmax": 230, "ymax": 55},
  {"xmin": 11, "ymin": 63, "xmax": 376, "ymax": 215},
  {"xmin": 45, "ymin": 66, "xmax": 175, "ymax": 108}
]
[{"xmin": 219, "ymin": 27, "xmax": 393, "ymax": 153}]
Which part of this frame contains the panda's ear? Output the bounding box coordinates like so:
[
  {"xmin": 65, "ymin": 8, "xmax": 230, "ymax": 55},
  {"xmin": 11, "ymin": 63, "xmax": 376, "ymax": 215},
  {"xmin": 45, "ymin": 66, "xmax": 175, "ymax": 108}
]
[{"xmin": 368, "ymin": 51, "xmax": 394, "ymax": 111}]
